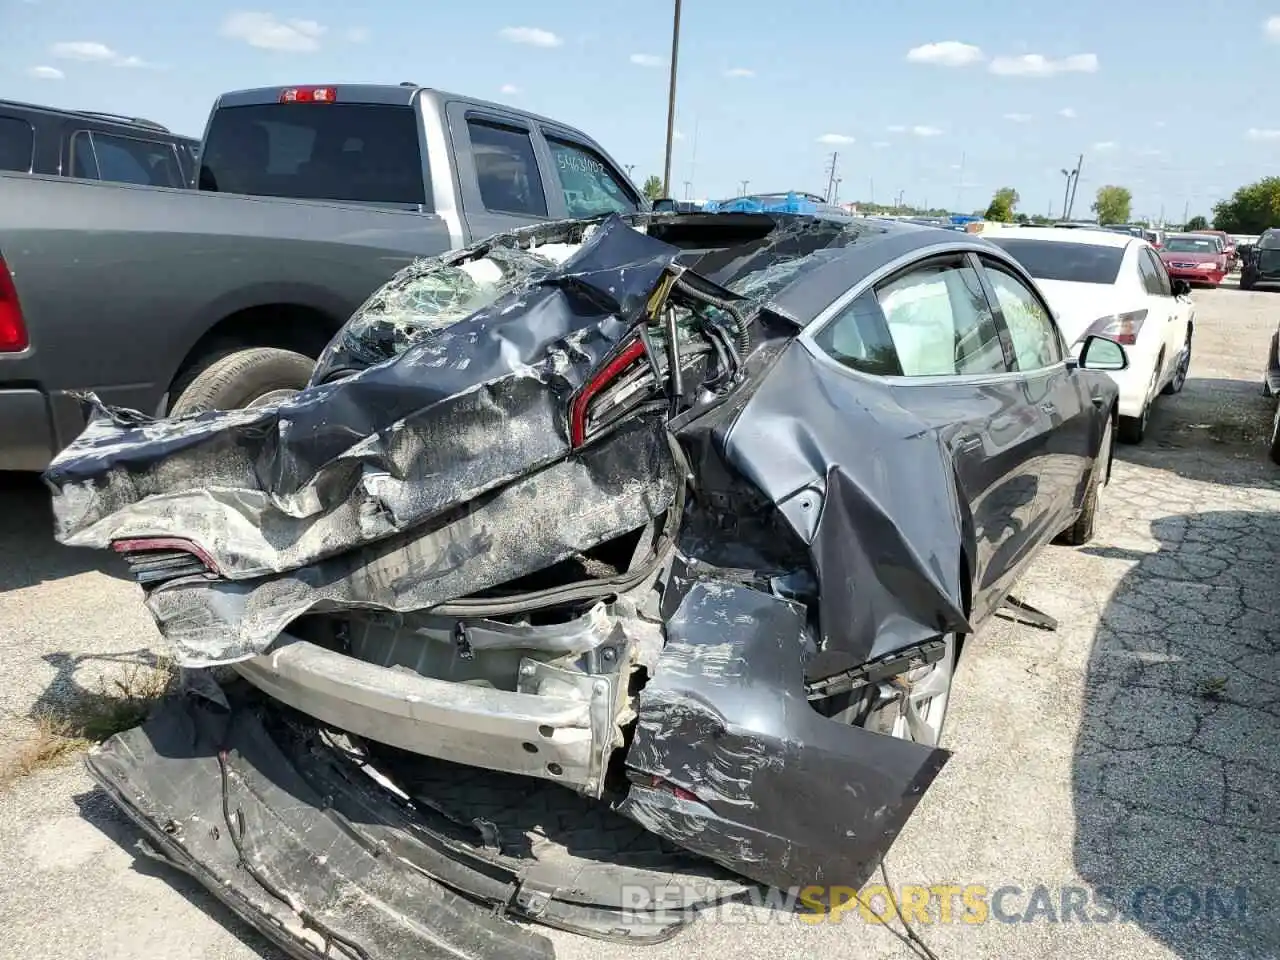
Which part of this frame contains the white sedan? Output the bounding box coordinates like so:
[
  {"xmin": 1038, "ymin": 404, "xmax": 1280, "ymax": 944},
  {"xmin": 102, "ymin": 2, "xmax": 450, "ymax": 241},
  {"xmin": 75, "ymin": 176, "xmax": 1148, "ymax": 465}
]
[{"xmin": 982, "ymin": 226, "xmax": 1194, "ymax": 443}]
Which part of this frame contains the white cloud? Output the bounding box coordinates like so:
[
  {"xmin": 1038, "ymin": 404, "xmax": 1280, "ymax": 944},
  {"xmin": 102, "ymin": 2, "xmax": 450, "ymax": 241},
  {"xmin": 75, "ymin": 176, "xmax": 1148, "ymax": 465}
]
[
  {"xmin": 872, "ymin": 141, "xmax": 891, "ymax": 148},
  {"xmin": 27, "ymin": 65, "xmax": 63, "ymax": 79},
  {"xmin": 630, "ymin": 53, "xmax": 663, "ymax": 67},
  {"xmin": 1003, "ymin": 112, "xmax": 1032, "ymax": 122},
  {"xmin": 887, "ymin": 124, "xmax": 907, "ymax": 133},
  {"xmin": 499, "ymin": 26, "xmax": 562, "ymax": 48},
  {"xmin": 816, "ymin": 133, "xmax": 855, "ymax": 145},
  {"xmin": 989, "ymin": 53, "xmax": 1099, "ymax": 76},
  {"xmin": 906, "ymin": 41, "xmax": 984, "ymax": 67},
  {"xmin": 500, "ymin": 83, "xmax": 520, "ymax": 95},
  {"xmin": 1059, "ymin": 107, "xmax": 1077, "ymax": 118},
  {"xmin": 220, "ymin": 13, "xmax": 326, "ymax": 52},
  {"xmin": 724, "ymin": 67, "xmax": 755, "ymax": 78},
  {"xmin": 912, "ymin": 125, "xmax": 943, "ymax": 137},
  {"xmin": 1266, "ymin": 16, "xmax": 1280, "ymax": 39},
  {"xmin": 1092, "ymin": 141, "xmax": 1117, "ymax": 151},
  {"xmin": 1247, "ymin": 128, "xmax": 1280, "ymax": 140},
  {"xmin": 345, "ymin": 27, "xmax": 369, "ymax": 43},
  {"xmin": 50, "ymin": 40, "xmax": 154, "ymax": 67}
]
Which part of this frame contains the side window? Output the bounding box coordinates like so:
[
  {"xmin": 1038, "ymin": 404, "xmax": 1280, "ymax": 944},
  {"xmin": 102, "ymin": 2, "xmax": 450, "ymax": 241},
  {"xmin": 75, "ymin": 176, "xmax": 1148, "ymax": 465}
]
[
  {"xmin": 1143, "ymin": 248, "xmax": 1172, "ymax": 296},
  {"xmin": 811, "ymin": 290, "xmax": 903, "ymax": 376},
  {"xmin": 83, "ymin": 133, "xmax": 185, "ymax": 187},
  {"xmin": 70, "ymin": 130, "xmax": 98, "ymax": 178},
  {"xmin": 544, "ymin": 137, "xmax": 638, "ymax": 217},
  {"xmin": 465, "ymin": 119, "xmax": 547, "ymax": 217},
  {"xmin": 872, "ymin": 259, "xmax": 1008, "ymax": 377},
  {"xmin": 1135, "ymin": 247, "xmax": 1164, "ymax": 296},
  {"xmin": 0, "ymin": 116, "xmax": 35, "ymax": 173},
  {"xmin": 983, "ymin": 264, "xmax": 1064, "ymax": 371}
]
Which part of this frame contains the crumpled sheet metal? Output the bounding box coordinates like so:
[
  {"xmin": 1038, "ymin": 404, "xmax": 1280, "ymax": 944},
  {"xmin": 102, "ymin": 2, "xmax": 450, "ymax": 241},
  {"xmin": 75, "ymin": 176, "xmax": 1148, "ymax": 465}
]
[
  {"xmin": 44, "ymin": 216, "xmax": 681, "ymax": 581},
  {"xmin": 618, "ymin": 571, "xmax": 950, "ymax": 892}
]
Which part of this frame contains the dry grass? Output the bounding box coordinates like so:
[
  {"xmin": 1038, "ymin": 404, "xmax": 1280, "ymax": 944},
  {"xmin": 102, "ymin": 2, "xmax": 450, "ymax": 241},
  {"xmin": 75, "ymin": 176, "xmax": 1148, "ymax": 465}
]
[{"xmin": 0, "ymin": 658, "xmax": 177, "ymax": 792}]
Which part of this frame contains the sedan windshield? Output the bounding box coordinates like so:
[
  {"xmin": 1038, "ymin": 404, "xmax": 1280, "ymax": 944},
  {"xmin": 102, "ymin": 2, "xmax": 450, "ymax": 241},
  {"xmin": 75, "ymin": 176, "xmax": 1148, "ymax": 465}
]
[
  {"xmin": 1163, "ymin": 236, "xmax": 1220, "ymax": 254},
  {"xmin": 987, "ymin": 238, "xmax": 1125, "ymax": 284}
]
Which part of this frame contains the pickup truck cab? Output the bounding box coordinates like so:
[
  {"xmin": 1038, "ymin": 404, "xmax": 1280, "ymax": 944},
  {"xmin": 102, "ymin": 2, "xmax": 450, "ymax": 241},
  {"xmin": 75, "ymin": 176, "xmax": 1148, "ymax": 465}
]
[
  {"xmin": 0, "ymin": 83, "xmax": 645, "ymax": 471},
  {"xmin": 0, "ymin": 98, "xmax": 198, "ymax": 187}
]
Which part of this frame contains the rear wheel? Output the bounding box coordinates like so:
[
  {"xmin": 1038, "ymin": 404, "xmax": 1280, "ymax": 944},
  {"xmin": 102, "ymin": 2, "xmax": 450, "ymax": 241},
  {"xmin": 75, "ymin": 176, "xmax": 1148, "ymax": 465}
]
[
  {"xmin": 1268, "ymin": 403, "xmax": 1280, "ymax": 466},
  {"xmin": 1060, "ymin": 414, "xmax": 1112, "ymax": 546},
  {"xmin": 1161, "ymin": 333, "xmax": 1191, "ymax": 395},
  {"xmin": 169, "ymin": 347, "xmax": 315, "ymax": 416},
  {"xmin": 1119, "ymin": 358, "xmax": 1161, "ymax": 444}
]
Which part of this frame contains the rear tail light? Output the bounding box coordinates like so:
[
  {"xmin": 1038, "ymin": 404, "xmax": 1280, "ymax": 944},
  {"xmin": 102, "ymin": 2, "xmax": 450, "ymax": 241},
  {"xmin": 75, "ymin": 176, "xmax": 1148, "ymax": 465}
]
[
  {"xmin": 279, "ymin": 86, "xmax": 337, "ymax": 103},
  {"xmin": 0, "ymin": 254, "xmax": 29, "ymax": 353},
  {"xmin": 568, "ymin": 338, "xmax": 653, "ymax": 448},
  {"xmin": 1084, "ymin": 309, "xmax": 1147, "ymax": 346},
  {"xmin": 111, "ymin": 537, "xmax": 219, "ymax": 584}
]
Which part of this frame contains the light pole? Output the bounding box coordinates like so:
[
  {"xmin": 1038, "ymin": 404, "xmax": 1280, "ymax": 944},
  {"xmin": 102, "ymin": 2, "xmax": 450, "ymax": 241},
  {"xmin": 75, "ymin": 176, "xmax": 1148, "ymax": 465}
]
[
  {"xmin": 624, "ymin": 164, "xmax": 635, "ymax": 181},
  {"xmin": 740, "ymin": 179, "xmax": 749, "ymax": 197},
  {"xmin": 661, "ymin": 0, "xmax": 683, "ymax": 199}
]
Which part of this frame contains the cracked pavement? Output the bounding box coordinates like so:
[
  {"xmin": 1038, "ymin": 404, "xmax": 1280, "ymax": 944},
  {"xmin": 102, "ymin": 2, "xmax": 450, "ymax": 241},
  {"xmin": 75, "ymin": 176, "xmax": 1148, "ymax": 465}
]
[{"xmin": 0, "ymin": 285, "xmax": 1278, "ymax": 960}]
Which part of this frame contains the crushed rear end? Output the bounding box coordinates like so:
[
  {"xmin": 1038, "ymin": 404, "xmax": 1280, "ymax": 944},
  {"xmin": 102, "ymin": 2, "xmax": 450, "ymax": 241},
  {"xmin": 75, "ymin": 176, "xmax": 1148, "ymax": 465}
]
[{"xmin": 48, "ymin": 212, "xmax": 963, "ymax": 956}]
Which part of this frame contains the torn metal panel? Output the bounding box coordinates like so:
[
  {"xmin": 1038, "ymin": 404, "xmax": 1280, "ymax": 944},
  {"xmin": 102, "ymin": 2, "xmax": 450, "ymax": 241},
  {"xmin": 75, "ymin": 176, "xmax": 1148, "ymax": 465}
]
[
  {"xmin": 44, "ymin": 216, "xmax": 683, "ymax": 580},
  {"xmin": 141, "ymin": 418, "xmax": 676, "ymax": 665},
  {"xmin": 619, "ymin": 574, "xmax": 949, "ymax": 892}
]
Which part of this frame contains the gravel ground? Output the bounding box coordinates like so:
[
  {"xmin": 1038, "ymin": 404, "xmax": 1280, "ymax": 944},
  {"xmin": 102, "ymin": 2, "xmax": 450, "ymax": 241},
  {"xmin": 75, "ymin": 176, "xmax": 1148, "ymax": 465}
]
[{"xmin": 1, "ymin": 284, "xmax": 1278, "ymax": 960}]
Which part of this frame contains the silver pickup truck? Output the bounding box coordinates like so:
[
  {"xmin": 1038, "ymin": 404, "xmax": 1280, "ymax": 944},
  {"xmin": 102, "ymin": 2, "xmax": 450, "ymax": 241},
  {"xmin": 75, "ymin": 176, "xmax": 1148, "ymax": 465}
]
[{"xmin": 0, "ymin": 83, "xmax": 645, "ymax": 471}]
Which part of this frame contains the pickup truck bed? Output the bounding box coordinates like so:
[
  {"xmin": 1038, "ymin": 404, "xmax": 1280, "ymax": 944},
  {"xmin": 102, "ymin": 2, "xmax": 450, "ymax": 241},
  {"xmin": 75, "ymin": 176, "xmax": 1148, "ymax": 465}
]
[{"xmin": 0, "ymin": 83, "xmax": 644, "ymax": 470}]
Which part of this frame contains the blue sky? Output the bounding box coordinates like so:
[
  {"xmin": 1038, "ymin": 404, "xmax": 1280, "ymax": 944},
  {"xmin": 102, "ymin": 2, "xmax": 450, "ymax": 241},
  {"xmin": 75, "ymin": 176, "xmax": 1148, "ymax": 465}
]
[{"xmin": 5, "ymin": 0, "xmax": 1280, "ymax": 220}]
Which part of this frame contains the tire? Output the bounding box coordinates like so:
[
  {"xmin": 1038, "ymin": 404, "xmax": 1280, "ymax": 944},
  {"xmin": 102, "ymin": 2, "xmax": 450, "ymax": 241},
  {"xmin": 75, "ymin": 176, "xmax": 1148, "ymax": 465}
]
[
  {"xmin": 1241, "ymin": 273, "xmax": 1257, "ymax": 291},
  {"xmin": 1269, "ymin": 402, "xmax": 1280, "ymax": 466},
  {"xmin": 1060, "ymin": 414, "xmax": 1112, "ymax": 546},
  {"xmin": 1118, "ymin": 357, "xmax": 1161, "ymax": 444},
  {"xmin": 1161, "ymin": 332, "xmax": 1191, "ymax": 395},
  {"xmin": 169, "ymin": 347, "xmax": 315, "ymax": 416}
]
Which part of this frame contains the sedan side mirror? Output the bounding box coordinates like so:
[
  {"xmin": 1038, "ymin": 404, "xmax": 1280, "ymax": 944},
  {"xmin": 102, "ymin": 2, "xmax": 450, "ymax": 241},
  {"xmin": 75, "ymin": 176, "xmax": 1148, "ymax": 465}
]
[
  {"xmin": 1171, "ymin": 278, "xmax": 1192, "ymax": 297},
  {"xmin": 1078, "ymin": 334, "xmax": 1129, "ymax": 372}
]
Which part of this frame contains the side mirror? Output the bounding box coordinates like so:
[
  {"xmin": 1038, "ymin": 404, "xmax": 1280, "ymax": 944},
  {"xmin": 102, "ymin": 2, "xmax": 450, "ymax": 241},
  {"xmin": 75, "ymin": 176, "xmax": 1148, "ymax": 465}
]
[
  {"xmin": 1171, "ymin": 278, "xmax": 1192, "ymax": 297},
  {"xmin": 1078, "ymin": 334, "xmax": 1129, "ymax": 372},
  {"xmin": 651, "ymin": 198, "xmax": 678, "ymax": 213}
]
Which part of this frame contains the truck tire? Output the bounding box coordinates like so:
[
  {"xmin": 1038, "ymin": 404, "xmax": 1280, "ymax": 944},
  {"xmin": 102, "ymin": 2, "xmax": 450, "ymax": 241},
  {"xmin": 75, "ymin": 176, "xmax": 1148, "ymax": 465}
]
[{"xmin": 169, "ymin": 347, "xmax": 315, "ymax": 416}]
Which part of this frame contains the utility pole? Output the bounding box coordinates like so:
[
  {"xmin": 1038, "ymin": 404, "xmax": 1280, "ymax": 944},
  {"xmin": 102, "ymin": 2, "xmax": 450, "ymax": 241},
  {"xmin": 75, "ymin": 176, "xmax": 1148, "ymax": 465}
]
[
  {"xmin": 954, "ymin": 151, "xmax": 966, "ymax": 212},
  {"xmin": 1182, "ymin": 200, "xmax": 1189, "ymax": 226},
  {"xmin": 683, "ymin": 180, "xmax": 691, "ymax": 201},
  {"xmin": 869, "ymin": 177, "xmax": 875, "ymax": 205},
  {"xmin": 833, "ymin": 177, "xmax": 842, "ymax": 204},
  {"xmin": 824, "ymin": 152, "xmax": 840, "ymax": 203},
  {"xmin": 1066, "ymin": 153, "xmax": 1083, "ymax": 219},
  {"xmin": 895, "ymin": 189, "xmax": 905, "ymax": 211},
  {"xmin": 739, "ymin": 179, "xmax": 749, "ymax": 197},
  {"xmin": 661, "ymin": 0, "xmax": 682, "ymax": 199}
]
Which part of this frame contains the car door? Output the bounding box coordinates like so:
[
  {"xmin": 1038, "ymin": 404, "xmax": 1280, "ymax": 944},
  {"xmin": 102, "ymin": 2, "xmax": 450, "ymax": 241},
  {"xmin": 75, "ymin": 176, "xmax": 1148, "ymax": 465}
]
[
  {"xmin": 973, "ymin": 253, "xmax": 1095, "ymax": 542},
  {"xmin": 532, "ymin": 127, "xmax": 643, "ymax": 220},
  {"xmin": 1142, "ymin": 245, "xmax": 1191, "ymax": 367},
  {"xmin": 809, "ymin": 252, "xmax": 1053, "ymax": 624},
  {"xmin": 445, "ymin": 104, "xmax": 551, "ymax": 239}
]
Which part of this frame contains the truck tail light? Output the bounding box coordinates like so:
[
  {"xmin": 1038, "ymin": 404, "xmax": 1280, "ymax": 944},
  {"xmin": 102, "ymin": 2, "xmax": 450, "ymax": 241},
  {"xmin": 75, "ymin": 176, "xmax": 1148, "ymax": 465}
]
[
  {"xmin": 279, "ymin": 86, "xmax": 337, "ymax": 104},
  {"xmin": 1084, "ymin": 309, "xmax": 1148, "ymax": 346},
  {"xmin": 0, "ymin": 254, "xmax": 29, "ymax": 353},
  {"xmin": 568, "ymin": 338, "xmax": 653, "ymax": 448}
]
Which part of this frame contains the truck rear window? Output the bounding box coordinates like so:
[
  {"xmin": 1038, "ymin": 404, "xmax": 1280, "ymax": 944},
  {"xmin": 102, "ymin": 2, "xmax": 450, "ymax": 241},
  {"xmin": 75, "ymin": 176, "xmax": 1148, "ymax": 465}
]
[
  {"xmin": 0, "ymin": 116, "xmax": 35, "ymax": 173},
  {"xmin": 198, "ymin": 103, "xmax": 426, "ymax": 206}
]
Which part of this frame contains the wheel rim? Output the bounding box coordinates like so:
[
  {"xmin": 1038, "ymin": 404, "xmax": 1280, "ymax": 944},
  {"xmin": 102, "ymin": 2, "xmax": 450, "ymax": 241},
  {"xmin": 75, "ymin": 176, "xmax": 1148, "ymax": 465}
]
[
  {"xmin": 1172, "ymin": 343, "xmax": 1190, "ymax": 391},
  {"xmin": 246, "ymin": 388, "xmax": 300, "ymax": 409},
  {"xmin": 1271, "ymin": 403, "xmax": 1280, "ymax": 448},
  {"xmin": 876, "ymin": 634, "xmax": 956, "ymax": 747}
]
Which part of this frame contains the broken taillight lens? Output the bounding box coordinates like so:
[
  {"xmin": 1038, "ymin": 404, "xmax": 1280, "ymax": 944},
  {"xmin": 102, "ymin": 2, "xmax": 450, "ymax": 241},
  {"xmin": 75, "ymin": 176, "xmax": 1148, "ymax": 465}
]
[
  {"xmin": 568, "ymin": 338, "xmax": 653, "ymax": 448},
  {"xmin": 111, "ymin": 537, "xmax": 219, "ymax": 584},
  {"xmin": 0, "ymin": 254, "xmax": 29, "ymax": 353}
]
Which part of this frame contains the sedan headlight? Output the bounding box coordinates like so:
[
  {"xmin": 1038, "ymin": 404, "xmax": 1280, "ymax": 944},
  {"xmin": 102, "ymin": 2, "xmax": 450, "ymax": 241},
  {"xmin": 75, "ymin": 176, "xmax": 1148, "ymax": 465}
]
[{"xmin": 1081, "ymin": 309, "xmax": 1148, "ymax": 346}]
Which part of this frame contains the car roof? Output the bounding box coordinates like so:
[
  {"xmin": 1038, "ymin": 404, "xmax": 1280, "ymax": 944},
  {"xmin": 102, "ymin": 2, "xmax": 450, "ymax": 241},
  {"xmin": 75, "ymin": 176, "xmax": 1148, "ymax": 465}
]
[{"xmin": 979, "ymin": 225, "xmax": 1135, "ymax": 249}]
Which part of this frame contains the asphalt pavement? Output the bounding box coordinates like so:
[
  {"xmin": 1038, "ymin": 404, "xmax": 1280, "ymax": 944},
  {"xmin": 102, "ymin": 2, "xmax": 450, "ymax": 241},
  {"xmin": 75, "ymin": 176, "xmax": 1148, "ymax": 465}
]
[{"xmin": 1, "ymin": 284, "xmax": 1278, "ymax": 960}]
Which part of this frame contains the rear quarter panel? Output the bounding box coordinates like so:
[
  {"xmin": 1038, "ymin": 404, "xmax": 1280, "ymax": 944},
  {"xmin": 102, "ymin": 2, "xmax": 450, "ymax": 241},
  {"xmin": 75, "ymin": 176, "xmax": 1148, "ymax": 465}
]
[{"xmin": 0, "ymin": 173, "xmax": 454, "ymax": 417}]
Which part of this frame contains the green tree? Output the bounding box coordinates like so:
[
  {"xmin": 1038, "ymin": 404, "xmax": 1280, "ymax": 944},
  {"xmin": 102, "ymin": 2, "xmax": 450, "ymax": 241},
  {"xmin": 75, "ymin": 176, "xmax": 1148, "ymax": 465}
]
[
  {"xmin": 1184, "ymin": 214, "xmax": 1209, "ymax": 231},
  {"xmin": 641, "ymin": 175, "xmax": 664, "ymax": 201},
  {"xmin": 1092, "ymin": 185, "xmax": 1132, "ymax": 224},
  {"xmin": 1212, "ymin": 177, "xmax": 1280, "ymax": 233},
  {"xmin": 984, "ymin": 186, "xmax": 1019, "ymax": 221}
]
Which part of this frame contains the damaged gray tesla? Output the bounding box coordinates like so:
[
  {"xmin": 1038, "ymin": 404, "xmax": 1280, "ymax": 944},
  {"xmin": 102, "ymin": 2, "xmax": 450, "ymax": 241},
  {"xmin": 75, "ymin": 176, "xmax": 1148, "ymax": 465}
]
[{"xmin": 45, "ymin": 211, "xmax": 1127, "ymax": 959}]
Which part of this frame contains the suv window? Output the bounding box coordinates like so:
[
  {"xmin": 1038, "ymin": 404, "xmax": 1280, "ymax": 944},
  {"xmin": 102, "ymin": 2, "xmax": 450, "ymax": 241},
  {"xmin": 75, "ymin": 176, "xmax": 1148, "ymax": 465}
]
[
  {"xmin": 71, "ymin": 131, "xmax": 186, "ymax": 187},
  {"xmin": 199, "ymin": 103, "xmax": 426, "ymax": 205},
  {"xmin": 983, "ymin": 264, "xmax": 1064, "ymax": 370},
  {"xmin": 0, "ymin": 116, "xmax": 35, "ymax": 173},
  {"xmin": 819, "ymin": 258, "xmax": 1006, "ymax": 377},
  {"xmin": 545, "ymin": 136, "xmax": 638, "ymax": 217},
  {"xmin": 466, "ymin": 120, "xmax": 547, "ymax": 217}
]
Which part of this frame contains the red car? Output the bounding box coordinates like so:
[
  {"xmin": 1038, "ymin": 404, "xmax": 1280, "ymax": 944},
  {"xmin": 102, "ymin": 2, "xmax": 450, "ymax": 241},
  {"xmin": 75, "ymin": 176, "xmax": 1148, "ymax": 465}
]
[{"xmin": 1159, "ymin": 232, "xmax": 1228, "ymax": 287}]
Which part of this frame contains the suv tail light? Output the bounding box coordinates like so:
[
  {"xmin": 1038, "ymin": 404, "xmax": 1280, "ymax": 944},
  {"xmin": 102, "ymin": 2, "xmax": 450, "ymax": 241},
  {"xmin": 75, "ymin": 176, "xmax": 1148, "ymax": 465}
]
[
  {"xmin": 1084, "ymin": 309, "xmax": 1147, "ymax": 346},
  {"xmin": 568, "ymin": 338, "xmax": 655, "ymax": 448},
  {"xmin": 0, "ymin": 254, "xmax": 29, "ymax": 353}
]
